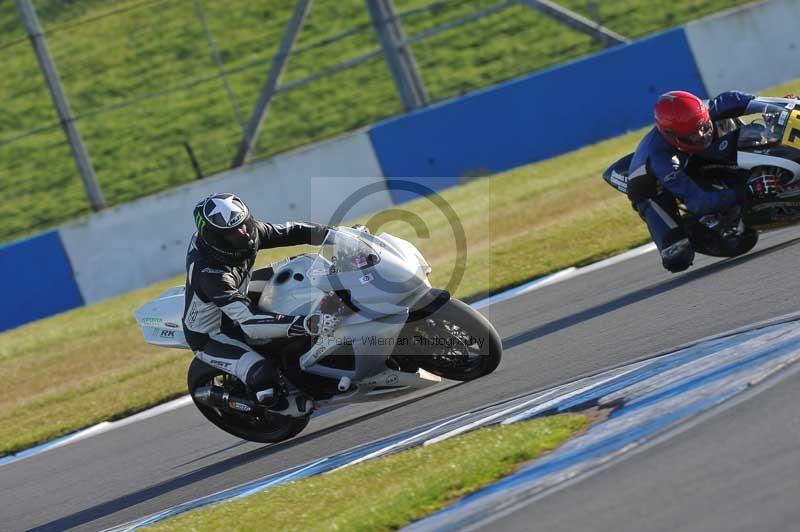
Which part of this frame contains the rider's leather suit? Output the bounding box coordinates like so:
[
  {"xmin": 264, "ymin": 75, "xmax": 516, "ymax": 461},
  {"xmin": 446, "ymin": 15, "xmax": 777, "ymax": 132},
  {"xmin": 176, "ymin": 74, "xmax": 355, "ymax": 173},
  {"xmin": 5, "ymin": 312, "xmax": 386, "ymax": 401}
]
[{"xmin": 182, "ymin": 221, "xmax": 328, "ymax": 389}]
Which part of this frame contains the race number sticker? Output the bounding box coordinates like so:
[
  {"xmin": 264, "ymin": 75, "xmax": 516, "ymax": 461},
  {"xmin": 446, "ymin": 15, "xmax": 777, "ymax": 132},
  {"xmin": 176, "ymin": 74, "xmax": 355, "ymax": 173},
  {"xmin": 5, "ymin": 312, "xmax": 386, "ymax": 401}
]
[{"xmin": 782, "ymin": 109, "xmax": 800, "ymax": 149}]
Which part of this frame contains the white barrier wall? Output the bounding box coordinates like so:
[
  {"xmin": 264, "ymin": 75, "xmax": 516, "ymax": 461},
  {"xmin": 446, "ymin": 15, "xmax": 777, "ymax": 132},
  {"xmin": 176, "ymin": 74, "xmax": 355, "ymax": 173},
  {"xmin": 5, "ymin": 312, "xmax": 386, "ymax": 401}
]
[
  {"xmin": 59, "ymin": 130, "xmax": 392, "ymax": 304},
  {"xmin": 686, "ymin": 0, "xmax": 800, "ymax": 96}
]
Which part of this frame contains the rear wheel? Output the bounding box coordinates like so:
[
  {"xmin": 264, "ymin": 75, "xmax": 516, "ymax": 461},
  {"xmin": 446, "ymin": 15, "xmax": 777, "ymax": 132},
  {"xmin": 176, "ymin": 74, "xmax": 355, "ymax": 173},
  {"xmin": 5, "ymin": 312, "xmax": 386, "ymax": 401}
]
[
  {"xmin": 398, "ymin": 298, "xmax": 502, "ymax": 381},
  {"xmin": 187, "ymin": 358, "xmax": 310, "ymax": 443}
]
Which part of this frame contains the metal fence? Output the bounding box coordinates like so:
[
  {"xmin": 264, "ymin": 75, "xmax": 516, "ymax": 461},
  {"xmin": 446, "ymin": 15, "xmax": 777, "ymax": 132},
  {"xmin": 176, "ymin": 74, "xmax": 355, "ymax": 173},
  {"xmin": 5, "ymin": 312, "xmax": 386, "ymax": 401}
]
[{"xmin": 0, "ymin": 0, "xmax": 747, "ymax": 241}]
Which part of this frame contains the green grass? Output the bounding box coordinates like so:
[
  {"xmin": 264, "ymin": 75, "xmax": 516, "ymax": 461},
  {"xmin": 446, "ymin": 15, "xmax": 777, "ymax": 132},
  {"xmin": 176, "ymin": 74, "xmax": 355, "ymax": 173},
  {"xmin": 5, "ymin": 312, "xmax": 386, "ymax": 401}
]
[
  {"xmin": 146, "ymin": 413, "xmax": 588, "ymax": 531},
  {"xmin": 1, "ymin": 78, "xmax": 796, "ymax": 457},
  {"xmin": 0, "ymin": 0, "xmax": 753, "ymax": 243}
]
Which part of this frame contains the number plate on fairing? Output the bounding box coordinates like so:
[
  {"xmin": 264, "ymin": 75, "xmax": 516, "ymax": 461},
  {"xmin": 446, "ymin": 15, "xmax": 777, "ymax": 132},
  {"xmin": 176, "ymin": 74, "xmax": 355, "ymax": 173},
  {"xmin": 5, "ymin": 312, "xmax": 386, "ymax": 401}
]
[{"xmin": 781, "ymin": 109, "xmax": 800, "ymax": 150}]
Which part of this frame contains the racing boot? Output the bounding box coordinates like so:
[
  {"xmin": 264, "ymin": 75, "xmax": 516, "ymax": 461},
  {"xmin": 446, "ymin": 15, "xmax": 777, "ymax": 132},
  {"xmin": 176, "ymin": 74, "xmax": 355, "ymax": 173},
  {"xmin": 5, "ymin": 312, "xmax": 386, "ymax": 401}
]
[{"xmin": 660, "ymin": 227, "xmax": 694, "ymax": 273}]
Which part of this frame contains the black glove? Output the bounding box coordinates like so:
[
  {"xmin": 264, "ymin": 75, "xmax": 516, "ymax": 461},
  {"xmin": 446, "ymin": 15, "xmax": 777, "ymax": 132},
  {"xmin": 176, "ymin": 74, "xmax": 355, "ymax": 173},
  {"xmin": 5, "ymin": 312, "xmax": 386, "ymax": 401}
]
[{"xmin": 747, "ymin": 174, "xmax": 781, "ymax": 201}]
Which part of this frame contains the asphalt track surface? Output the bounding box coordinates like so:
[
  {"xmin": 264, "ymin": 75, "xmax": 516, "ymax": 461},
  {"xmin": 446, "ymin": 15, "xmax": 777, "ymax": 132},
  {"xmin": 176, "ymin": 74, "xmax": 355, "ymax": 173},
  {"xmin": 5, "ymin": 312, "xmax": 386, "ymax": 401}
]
[{"xmin": 4, "ymin": 225, "xmax": 800, "ymax": 532}]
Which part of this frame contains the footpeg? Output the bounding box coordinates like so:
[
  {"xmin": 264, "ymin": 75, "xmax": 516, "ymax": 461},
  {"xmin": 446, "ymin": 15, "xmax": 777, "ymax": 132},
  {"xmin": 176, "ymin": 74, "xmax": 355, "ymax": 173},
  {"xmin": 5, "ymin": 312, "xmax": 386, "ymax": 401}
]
[
  {"xmin": 268, "ymin": 394, "xmax": 313, "ymax": 417},
  {"xmin": 255, "ymin": 388, "xmax": 275, "ymax": 403},
  {"xmin": 337, "ymin": 376, "xmax": 351, "ymax": 392}
]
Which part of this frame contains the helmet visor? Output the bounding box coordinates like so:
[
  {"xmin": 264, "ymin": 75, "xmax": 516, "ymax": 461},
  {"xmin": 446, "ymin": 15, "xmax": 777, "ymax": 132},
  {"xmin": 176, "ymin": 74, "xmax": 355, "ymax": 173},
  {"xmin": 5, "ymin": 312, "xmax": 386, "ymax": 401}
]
[
  {"xmin": 221, "ymin": 223, "xmax": 253, "ymax": 249},
  {"xmin": 676, "ymin": 119, "xmax": 713, "ymax": 150}
]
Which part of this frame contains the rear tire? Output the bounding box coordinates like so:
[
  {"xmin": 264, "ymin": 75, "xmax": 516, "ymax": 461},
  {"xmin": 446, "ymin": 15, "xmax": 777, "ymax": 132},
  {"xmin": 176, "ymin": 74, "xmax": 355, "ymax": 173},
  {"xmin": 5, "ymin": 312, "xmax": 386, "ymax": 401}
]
[
  {"xmin": 400, "ymin": 298, "xmax": 502, "ymax": 381},
  {"xmin": 187, "ymin": 358, "xmax": 310, "ymax": 443}
]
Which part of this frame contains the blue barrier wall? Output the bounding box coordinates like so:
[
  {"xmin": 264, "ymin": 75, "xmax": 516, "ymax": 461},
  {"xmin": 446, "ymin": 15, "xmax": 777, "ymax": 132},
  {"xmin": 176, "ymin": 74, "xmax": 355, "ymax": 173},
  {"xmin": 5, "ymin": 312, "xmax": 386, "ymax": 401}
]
[
  {"xmin": 0, "ymin": 230, "xmax": 84, "ymax": 332},
  {"xmin": 369, "ymin": 28, "xmax": 708, "ymax": 203}
]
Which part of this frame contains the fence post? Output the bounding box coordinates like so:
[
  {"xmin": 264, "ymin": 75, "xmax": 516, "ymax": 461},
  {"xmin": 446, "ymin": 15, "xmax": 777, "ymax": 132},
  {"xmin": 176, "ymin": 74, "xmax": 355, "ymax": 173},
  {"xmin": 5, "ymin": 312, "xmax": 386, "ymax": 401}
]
[
  {"xmin": 231, "ymin": 0, "xmax": 312, "ymax": 168},
  {"xmin": 520, "ymin": 0, "xmax": 627, "ymax": 47},
  {"xmin": 16, "ymin": 0, "xmax": 106, "ymax": 211},
  {"xmin": 366, "ymin": 0, "xmax": 428, "ymax": 112}
]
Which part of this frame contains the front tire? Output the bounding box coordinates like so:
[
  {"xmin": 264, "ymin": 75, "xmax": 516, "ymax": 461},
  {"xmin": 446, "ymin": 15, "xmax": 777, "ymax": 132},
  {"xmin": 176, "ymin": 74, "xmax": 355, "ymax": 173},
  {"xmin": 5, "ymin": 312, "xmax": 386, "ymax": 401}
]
[
  {"xmin": 187, "ymin": 358, "xmax": 310, "ymax": 443},
  {"xmin": 400, "ymin": 298, "xmax": 502, "ymax": 381}
]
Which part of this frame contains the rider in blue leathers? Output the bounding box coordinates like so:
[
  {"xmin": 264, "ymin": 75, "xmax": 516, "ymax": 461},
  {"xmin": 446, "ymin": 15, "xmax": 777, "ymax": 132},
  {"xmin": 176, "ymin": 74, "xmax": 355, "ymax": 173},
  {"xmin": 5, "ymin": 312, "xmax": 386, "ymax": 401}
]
[{"xmin": 627, "ymin": 90, "xmax": 778, "ymax": 272}]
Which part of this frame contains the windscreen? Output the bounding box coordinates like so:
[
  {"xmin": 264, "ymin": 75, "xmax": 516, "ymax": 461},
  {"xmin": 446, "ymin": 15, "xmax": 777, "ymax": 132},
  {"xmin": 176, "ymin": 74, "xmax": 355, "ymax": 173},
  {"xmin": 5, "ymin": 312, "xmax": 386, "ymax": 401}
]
[
  {"xmin": 308, "ymin": 229, "xmax": 380, "ymax": 278},
  {"xmin": 737, "ymin": 98, "xmax": 794, "ymax": 148}
]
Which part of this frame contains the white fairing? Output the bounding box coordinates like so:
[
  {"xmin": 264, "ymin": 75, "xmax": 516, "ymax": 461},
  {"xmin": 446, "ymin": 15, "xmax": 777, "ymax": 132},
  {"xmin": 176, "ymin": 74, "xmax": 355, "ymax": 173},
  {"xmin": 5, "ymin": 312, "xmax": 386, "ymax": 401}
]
[
  {"xmin": 133, "ymin": 286, "xmax": 188, "ymax": 349},
  {"xmin": 135, "ymin": 228, "xmax": 443, "ymax": 409},
  {"xmin": 737, "ymin": 152, "xmax": 800, "ymax": 179}
]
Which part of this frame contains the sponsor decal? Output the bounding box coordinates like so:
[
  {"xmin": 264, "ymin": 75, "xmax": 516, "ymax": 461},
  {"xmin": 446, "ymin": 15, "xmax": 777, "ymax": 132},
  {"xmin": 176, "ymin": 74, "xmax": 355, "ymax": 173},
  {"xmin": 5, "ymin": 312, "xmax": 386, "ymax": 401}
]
[
  {"xmin": 610, "ymin": 170, "xmax": 627, "ymax": 183},
  {"xmin": 194, "ymin": 212, "xmax": 206, "ymax": 234},
  {"xmin": 205, "ymin": 195, "xmax": 247, "ymax": 227},
  {"xmin": 787, "ymin": 101, "xmax": 796, "ymax": 110},
  {"xmin": 385, "ymin": 374, "xmax": 400, "ymax": 386},
  {"xmin": 355, "ymin": 255, "xmax": 368, "ymax": 268},
  {"xmin": 359, "ymin": 273, "xmax": 374, "ymax": 285},
  {"xmin": 141, "ymin": 317, "xmax": 162, "ymax": 327},
  {"xmin": 209, "ymin": 359, "xmax": 232, "ymax": 369},
  {"xmin": 160, "ymin": 330, "xmax": 176, "ymax": 338},
  {"xmin": 782, "ymin": 110, "xmax": 800, "ymax": 149},
  {"xmin": 310, "ymin": 268, "xmax": 329, "ymax": 277},
  {"xmin": 228, "ymin": 401, "xmax": 252, "ymax": 412},
  {"xmin": 719, "ymin": 140, "xmax": 728, "ymax": 151},
  {"xmin": 202, "ymin": 267, "xmax": 225, "ymax": 274},
  {"xmin": 164, "ymin": 322, "xmax": 179, "ymax": 328},
  {"xmin": 609, "ymin": 170, "xmax": 628, "ymax": 192},
  {"xmin": 779, "ymin": 111, "xmax": 789, "ymax": 126}
]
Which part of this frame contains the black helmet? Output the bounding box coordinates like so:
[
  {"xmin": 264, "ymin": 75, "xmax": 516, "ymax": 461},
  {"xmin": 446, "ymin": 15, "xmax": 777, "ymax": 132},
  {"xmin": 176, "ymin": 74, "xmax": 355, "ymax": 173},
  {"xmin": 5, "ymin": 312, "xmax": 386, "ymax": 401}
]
[{"xmin": 193, "ymin": 193, "xmax": 258, "ymax": 265}]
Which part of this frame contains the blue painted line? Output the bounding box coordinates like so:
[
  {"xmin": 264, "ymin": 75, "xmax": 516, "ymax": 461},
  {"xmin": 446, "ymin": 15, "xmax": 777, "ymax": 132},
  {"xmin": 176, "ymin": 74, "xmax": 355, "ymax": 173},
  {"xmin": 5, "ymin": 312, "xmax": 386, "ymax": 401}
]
[
  {"xmin": 613, "ymin": 330, "xmax": 800, "ymax": 418},
  {"xmin": 518, "ymin": 330, "xmax": 760, "ymax": 418}
]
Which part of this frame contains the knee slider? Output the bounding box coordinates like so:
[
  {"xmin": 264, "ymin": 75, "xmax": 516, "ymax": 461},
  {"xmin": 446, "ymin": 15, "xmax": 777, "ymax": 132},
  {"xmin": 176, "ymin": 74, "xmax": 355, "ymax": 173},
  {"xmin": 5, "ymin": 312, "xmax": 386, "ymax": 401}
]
[
  {"xmin": 661, "ymin": 236, "xmax": 694, "ymax": 273},
  {"xmin": 733, "ymin": 228, "xmax": 758, "ymax": 256}
]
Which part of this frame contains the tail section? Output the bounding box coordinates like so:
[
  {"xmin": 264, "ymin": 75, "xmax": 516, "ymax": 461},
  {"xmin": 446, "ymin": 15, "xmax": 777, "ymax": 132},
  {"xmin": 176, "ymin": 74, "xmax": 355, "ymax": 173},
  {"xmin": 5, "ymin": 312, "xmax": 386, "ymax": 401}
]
[{"xmin": 602, "ymin": 152, "xmax": 634, "ymax": 194}]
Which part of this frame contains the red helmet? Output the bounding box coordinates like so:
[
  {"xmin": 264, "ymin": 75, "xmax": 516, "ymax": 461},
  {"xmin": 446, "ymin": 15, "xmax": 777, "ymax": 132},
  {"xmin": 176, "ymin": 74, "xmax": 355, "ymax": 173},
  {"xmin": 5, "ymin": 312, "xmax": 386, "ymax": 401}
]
[{"xmin": 654, "ymin": 91, "xmax": 713, "ymax": 153}]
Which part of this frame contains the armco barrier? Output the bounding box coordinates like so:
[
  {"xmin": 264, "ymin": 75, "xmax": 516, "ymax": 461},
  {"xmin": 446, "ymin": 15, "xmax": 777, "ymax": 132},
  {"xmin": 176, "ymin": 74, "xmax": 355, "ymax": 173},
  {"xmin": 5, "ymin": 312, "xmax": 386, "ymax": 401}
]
[
  {"xmin": 685, "ymin": 0, "xmax": 800, "ymax": 97},
  {"xmin": 368, "ymin": 28, "xmax": 707, "ymax": 204},
  {"xmin": 0, "ymin": 231, "xmax": 84, "ymax": 332},
  {"xmin": 59, "ymin": 130, "xmax": 391, "ymax": 305}
]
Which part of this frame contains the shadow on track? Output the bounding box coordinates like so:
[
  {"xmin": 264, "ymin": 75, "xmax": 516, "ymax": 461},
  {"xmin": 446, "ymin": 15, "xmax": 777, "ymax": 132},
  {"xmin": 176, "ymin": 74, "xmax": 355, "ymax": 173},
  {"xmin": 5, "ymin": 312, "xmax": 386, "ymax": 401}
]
[
  {"xmin": 502, "ymin": 236, "xmax": 800, "ymax": 351},
  {"xmin": 31, "ymin": 383, "xmax": 461, "ymax": 532}
]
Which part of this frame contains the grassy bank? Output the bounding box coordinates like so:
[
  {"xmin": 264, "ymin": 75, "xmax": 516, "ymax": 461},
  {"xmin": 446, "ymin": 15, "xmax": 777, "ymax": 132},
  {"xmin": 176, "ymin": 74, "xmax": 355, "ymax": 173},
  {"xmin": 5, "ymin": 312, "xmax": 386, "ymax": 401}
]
[
  {"xmin": 0, "ymin": 0, "xmax": 752, "ymax": 243},
  {"xmin": 147, "ymin": 414, "xmax": 588, "ymax": 531}
]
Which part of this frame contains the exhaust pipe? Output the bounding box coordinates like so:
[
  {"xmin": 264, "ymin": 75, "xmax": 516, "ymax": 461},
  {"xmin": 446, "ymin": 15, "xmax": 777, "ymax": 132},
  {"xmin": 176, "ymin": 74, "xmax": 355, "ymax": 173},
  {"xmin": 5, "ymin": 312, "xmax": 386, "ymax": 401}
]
[{"xmin": 193, "ymin": 386, "xmax": 256, "ymax": 413}]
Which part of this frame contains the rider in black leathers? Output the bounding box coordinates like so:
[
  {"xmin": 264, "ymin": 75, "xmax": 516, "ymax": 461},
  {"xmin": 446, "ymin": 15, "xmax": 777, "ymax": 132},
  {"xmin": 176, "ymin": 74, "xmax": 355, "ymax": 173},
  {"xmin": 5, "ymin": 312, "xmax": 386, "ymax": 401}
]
[{"xmin": 183, "ymin": 192, "xmax": 337, "ymax": 400}]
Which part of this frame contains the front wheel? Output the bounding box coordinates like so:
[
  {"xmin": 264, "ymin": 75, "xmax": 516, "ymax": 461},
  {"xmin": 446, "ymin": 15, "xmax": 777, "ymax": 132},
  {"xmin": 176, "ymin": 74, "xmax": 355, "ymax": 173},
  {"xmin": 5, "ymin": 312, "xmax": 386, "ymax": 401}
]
[
  {"xmin": 399, "ymin": 298, "xmax": 502, "ymax": 381},
  {"xmin": 187, "ymin": 358, "xmax": 310, "ymax": 443}
]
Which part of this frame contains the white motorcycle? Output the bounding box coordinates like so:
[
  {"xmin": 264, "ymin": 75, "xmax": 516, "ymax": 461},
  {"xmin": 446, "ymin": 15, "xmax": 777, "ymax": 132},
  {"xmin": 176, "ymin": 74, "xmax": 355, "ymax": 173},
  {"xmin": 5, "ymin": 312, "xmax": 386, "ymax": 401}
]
[{"xmin": 135, "ymin": 227, "xmax": 502, "ymax": 443}]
